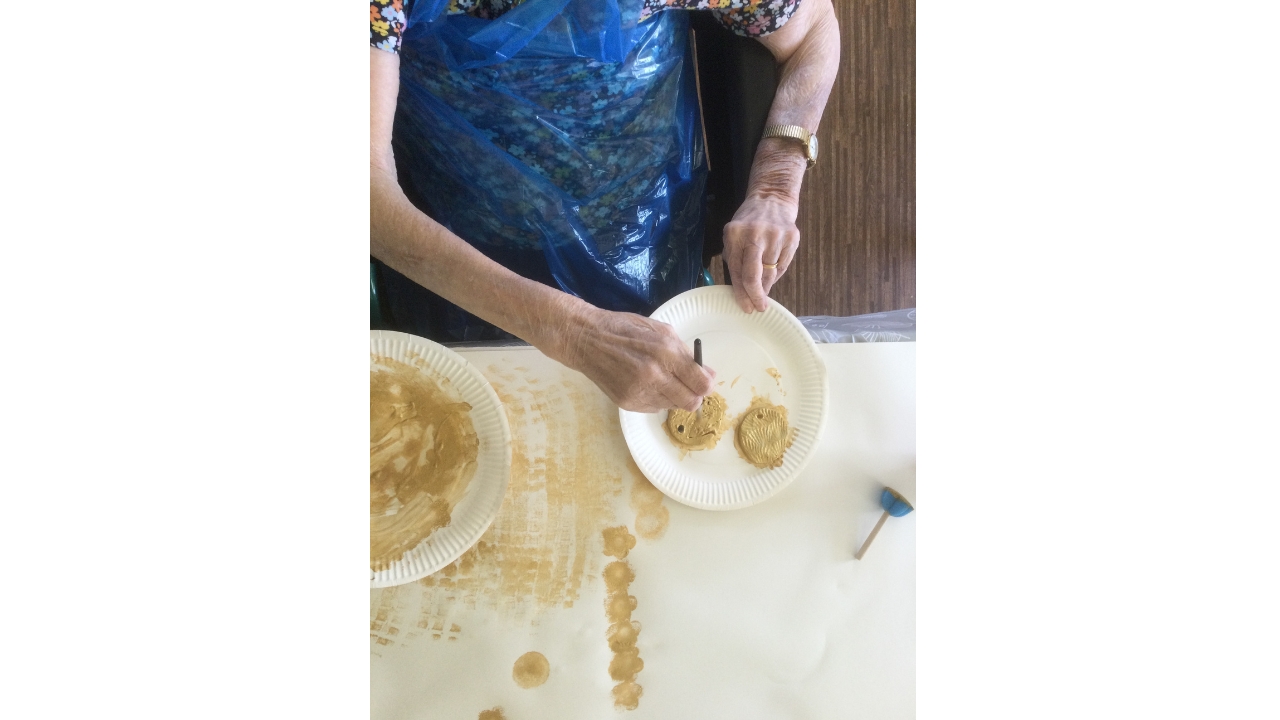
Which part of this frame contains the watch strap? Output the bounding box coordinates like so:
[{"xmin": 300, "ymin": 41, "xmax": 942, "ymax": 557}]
[{"xmin": 762, "ymin": 124, "xmax": 816, "ymax": 167}]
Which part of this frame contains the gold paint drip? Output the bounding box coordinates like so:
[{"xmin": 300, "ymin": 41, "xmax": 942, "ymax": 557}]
[
  {"xmin": 478, "ymin": 708, "xmax": 506, "ymax": 720},
  {"xmin": 370, "ymin": 356, "xmax": 479, "ymax": 572}
]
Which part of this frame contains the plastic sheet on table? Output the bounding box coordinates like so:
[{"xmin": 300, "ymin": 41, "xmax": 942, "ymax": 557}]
[{"xmin": 801, "ymin": 309, "xmax": 916, "ymax": 344}]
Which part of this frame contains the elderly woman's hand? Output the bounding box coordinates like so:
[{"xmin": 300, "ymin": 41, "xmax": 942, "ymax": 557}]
[
  {"xmin": 547, "ymin": 304, "xmax": 716, "ymax": 414},
  {"xmin": 722, "ymin": 0, "xmax": 840, "ymax": 314},
  {"xmin": 723, "ymin": 190, "xmax": 801, "ymax": 314}
]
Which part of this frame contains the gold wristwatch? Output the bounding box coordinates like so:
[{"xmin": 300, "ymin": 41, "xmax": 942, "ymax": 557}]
[{"xmin": 762, "ymin": 124, "xmax": 818, "ymax": 168}]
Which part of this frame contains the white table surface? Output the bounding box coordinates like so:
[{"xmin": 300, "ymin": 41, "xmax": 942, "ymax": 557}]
[{"xmin": 371, "ymin": 342, "xmax": 915, "ymax": 719}]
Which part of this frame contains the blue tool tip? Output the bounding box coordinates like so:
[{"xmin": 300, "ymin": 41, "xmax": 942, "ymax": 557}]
[{"xmin": 880, "ymin": 487, "xmax": 914, "ymax": 517}]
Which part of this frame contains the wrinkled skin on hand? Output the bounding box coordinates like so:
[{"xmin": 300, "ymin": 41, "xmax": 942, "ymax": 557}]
[
  {"xmin": 723, "ymin": 193, "xmax": 801, "ymax": 313},
  {"xmin": 556, "ymin": 306, "xmax": 717, "ymax": 414}
]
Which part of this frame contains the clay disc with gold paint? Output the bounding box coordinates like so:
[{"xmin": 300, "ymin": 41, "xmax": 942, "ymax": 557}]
[
  {"xmin": 370, "ymin": 330, "xmax": 511, "ymax": 588},
  {"xmin": 618, "ymin": 286, "xmax": 829, "ymax": 510}
]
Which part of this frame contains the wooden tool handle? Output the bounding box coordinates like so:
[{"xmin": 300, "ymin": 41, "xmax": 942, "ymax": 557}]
[{"xmin": 854, "ymin": 510, "xmax": 891, "ymax": 560}]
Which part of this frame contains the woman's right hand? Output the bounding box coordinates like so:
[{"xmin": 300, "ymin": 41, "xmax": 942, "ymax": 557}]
[{"xmin": 546, "ymin": 304, "xmax": 717, "ymax": 414}]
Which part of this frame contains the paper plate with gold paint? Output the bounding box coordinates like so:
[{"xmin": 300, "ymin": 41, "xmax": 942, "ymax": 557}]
[
  {"xmin": 619, "ymin": 286, "xmax": 829, "ymax": 510},
  {"xmin": 370, "ymin": 330, "xmax": 511, "ymax": 587}
]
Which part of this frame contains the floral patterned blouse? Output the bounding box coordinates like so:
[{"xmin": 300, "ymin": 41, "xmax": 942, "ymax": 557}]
[{"xmin": 371, "ymin": 0, "xmax": 802, "ymax": 53}]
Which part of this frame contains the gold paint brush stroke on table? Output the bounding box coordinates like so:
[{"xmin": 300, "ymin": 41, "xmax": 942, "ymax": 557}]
[{"xmin": 375, "ymin": 359, "xmax": 623, "ymax": 645}]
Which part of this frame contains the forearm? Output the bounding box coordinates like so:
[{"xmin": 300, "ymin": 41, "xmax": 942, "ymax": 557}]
[
  {"xmin": 366, "ymin": 48, "xmax": 713, "ymax": 412},
  {"xmin": 370, "ymin": 169, "xmax": 586, "ymax": 354},
  {"xmin": 749, "ymin": 0, "xmax": 841, "ymax": 205}
]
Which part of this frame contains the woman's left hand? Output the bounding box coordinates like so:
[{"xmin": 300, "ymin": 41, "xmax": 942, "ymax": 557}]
[
  {"xmin": 723, "ymin": 0, "xmax": 840, "ymax": 314},
  {"xmin": 723, "ymin": 192, "xmax": 801, "ymax": 314}
]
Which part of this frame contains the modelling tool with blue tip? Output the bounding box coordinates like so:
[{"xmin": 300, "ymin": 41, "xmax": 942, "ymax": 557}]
[{"xmin": 854, "ymin": 487, "xmax": 914, "ymax": 560}]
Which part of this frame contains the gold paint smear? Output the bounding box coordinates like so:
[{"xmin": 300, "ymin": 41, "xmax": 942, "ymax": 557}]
[
  {"xmin": 733, "ymin": 396, "xmax": 795, "ymax": 469},
  {"xmin": 410, "ymin": 360, "xmax": 623, "ymax": 622},
  {"xmin": 602, "ymin": 526, "xmax": 637, "ymax": 560},
  {"xmin": 370, "ymin": 356, "xmax": 479, "ymax": 572},
  {"xmin": 634, "ymin": 507, "xmax": 669, "ymax": 540},
  {"xmin": 730, "ymin": 375, "xmax": 741, "ymax": 388},
  {"xmin": 766, "ymin": 367, "xmax": 787, "ymax": 396},
  {"xmin": 512, "ymin": 651, "xmax": 550, "ymax": 688},
  {"xmin": 663, "ymin": 392, "xmax": 729, "ymax": 452},
  {"xmin": 603, "ymin": 528, "xmax": 643, "ymax": 710},
  {"xmin": 627, "ymin": 466, "xmax": 669, "ymax": 541},
  {"xmin": 478, "ymin": 708, "xmax": 506, "ymax": 720}
]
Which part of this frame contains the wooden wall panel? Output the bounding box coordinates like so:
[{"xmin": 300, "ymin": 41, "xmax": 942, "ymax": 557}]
[{"xmin": 768, "ymin": 0, "xmax": 915, "ymax": 317}]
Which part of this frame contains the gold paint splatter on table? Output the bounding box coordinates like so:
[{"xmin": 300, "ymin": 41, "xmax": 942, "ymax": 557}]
[
  {"xmin": 384, "ymin": 358, "xmax": 623, "ymax": 637},
  {"xmin": 371, "ymin": 356, "xmax": 647, "ymax": 659},
  {"xmin": 512, "ymin": 651, "xmax": 550, "ymax": 688},
  {"xmin": 370, "ymin": 581, "xmax": 466, "ymax": 649},
  {"xmin": 478, "ymin": 708, "xmax": 506, "ymax": 720},
  {"xmin": 603, "ymin": 527, "xmax": 643, "ymax": 710}
]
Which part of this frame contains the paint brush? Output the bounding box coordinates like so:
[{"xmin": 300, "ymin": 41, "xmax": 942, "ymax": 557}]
[{"xmin": 693, "ymin": 338, "xmax": 703, "ymax": 417}]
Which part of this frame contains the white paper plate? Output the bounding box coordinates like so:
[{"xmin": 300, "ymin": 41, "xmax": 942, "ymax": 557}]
[
  {"xmin": 619, "ymin": 286, "xmax": 829, "ymax": 510},
  {"xmin": 370, "ymin": 330, "xmax": 511, "ymax": 588}
]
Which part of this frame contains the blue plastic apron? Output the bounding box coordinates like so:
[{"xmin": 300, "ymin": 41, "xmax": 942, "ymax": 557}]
[{"xmin": 383, "ymin": 0, "xmax": 708, "ymax": 340}]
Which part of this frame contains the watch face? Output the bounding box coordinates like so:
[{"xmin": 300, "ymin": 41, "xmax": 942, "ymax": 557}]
[{"xmin": 808, "ymin": 135, "xmax": 819, "ymax": 159}]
